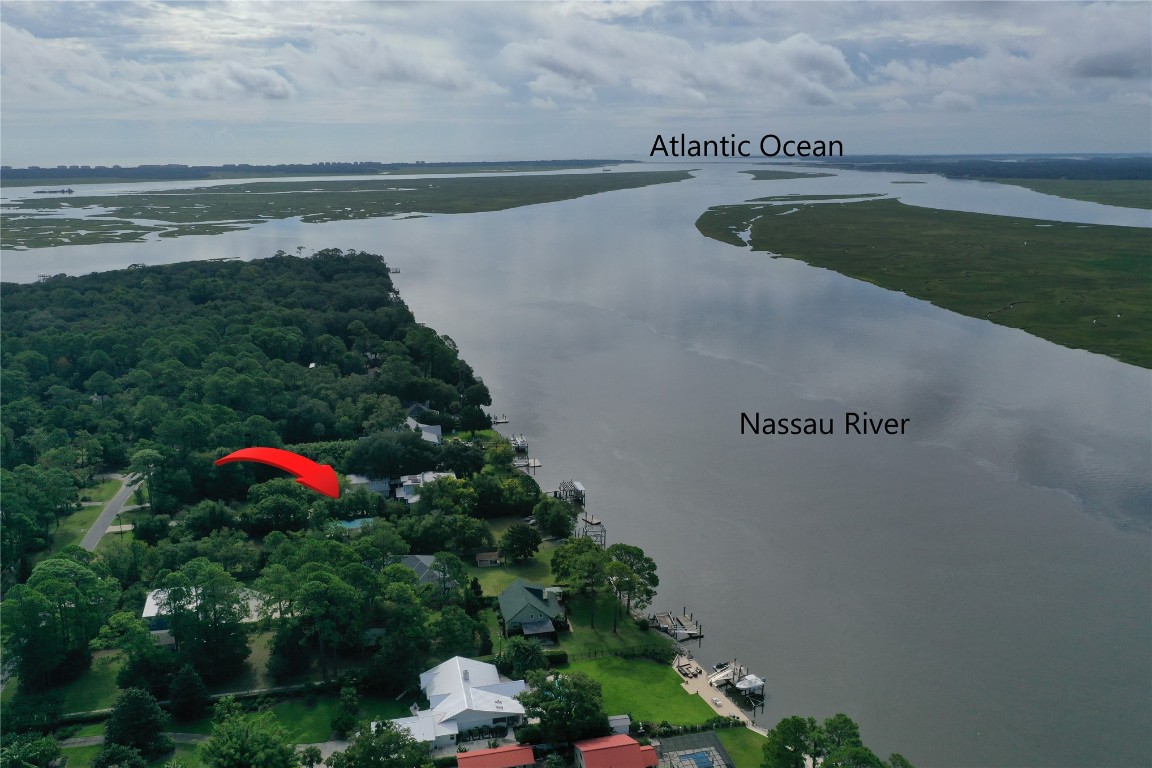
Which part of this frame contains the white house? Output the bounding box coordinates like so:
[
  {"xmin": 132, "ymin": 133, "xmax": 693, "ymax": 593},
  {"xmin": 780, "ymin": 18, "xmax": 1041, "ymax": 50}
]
[
  {"xmin": 390, "ymin": 656, "xmax": 527, "ymax": 750},
  {"xmin": 346, "ymin": 474, "xmax": 392, "ymax": 496},
  {"xmin": 395, "ymin": 470, "xmax": 456, "ymax": 505},
  {"xmin": 141, "ymin": 587, "xmax": 268, "ymax": 629}
]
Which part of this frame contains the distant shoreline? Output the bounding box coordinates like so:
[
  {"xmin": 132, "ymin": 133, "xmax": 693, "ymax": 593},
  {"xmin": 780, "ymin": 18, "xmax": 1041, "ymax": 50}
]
[{"xmin": 0, "ymin": 159, "xmax": 637, "ymax": 187}]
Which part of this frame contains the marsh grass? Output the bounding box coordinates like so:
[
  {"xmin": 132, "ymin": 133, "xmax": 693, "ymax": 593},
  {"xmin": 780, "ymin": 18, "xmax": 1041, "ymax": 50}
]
[
  {"xmin": 991, "ymin": 179, "xmax": 1152, "ymax": 210},
  {"xmin": 5, "ymin": 172, "xmax": 692, "ymax": 249},
  {"xmin": 697, "ymin": 197, "xmax": 1151, "ymax": 367}
]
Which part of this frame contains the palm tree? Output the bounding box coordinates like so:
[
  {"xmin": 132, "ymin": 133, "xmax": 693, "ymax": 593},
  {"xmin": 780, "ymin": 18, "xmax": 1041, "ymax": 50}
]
[{"xmin": 503, "ymin": 636, "xmax": 548, "ymax": 678}]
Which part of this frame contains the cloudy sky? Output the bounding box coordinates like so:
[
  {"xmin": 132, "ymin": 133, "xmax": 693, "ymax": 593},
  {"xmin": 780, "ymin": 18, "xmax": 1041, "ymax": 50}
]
[{"xmin": 2, "ymin": 1, "xmax": 1149, "ymax": 166}]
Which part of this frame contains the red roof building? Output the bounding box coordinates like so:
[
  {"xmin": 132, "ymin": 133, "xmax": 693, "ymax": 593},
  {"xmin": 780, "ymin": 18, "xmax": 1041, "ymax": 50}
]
[
  {"xmin": 456, "ymin": 744, "xmax": 535, "ymax": 768},
  {"xmin": 574, "ymin": 734, "xmax": 659, "ymax": 768}
]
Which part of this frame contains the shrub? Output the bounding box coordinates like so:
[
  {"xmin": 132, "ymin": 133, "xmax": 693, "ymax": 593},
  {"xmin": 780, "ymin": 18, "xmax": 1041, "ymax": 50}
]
[
  {"xmin": 643, "ymin": 644, "xmax": 675, "ymax": 664},
  {"xmin": 544, "ymin": 650, "xmax": 568, "ymax": 667},
  {"xmin": 2, "ymin": 692, "xmax": 63, "ymax": 734},
  {"xmin": 516, "ymin": 723, "xmax": 543, "ymax": 745}
]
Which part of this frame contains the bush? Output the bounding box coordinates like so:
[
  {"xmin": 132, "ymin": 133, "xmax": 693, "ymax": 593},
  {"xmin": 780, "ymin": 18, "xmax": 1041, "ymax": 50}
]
[
  {"xmin": 93, "ymin": 744, "xmax": 148, "ymax": 768},
  {"xmin": 516, "ymin": 723, "xmax": 543, "ymax": 745},
  {"xmin": 637, "ymin": 617, "xmax": 650, "ymax": 631},
  {"xmin": 433, "ymin": 756, "xmax": 459, "ymax": 768},
  {"xmin": 643, "ymin": 644, "xmax": 675, "ymax": 664},
  {"xmin": 544, "ymin": 650, "xmax": 568, "ymax": 667},
  {"xmin": 3, "ymin": 692, "xmax": 63, "ymax": 734}
]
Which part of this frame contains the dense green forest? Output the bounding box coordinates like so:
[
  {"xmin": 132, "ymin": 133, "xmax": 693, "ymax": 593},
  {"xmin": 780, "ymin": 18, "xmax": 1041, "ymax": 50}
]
[
  {"xmin": 2, "ymin": 250, "xmax": 489, "ymax": 574},
  {"xmin": 0, "ymin": 251, "xmax": 589, "ymax": 701},
  {"xmin": 0, "ymin": 250, "xmax": 683, "ymax": 768}
]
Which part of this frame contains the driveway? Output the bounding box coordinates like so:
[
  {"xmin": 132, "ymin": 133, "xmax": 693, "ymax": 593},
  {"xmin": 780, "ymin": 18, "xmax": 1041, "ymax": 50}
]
[{"xmin": 80, "ymin": 474, "xmax": 138, "ymax": 551}]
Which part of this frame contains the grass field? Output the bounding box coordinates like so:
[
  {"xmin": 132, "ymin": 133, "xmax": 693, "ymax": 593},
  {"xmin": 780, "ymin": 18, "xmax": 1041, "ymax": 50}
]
[
  {"xmin": 716, "ymin": 727, "xmax": 769, "ymax": 768},
  {"xmin": 565, "ymin": 657, "xmax": 713, "ymax": 725},
  {"xmin": 561, "ymin": 595, "xmax": 673, "ymax": 658},
  {"xmin": 207, "ymin": 631, "xmax": 278, "ymax": 694},
  {"xmin": 61, "ymin": 742, "xmax": 203, "ymax": 768},
  {"xmin": 696, "ymin": 197, "xmax": 1151, "ymax": 368},
  {"xmin": 467, "ymin": 526, "xmax": 558, "ymax": 597},
  {"xmin": 992, "ymin": 178, "xmax": 1152, "ymax": 209},
  {"xmin": 168, "ymin": 692, "xmax": 413, "ymax": 743},
  {"xmin": 43, "ymin": 505, "xmax": 102, "ymax": 556},
  {"xmin": 4, "ymin": 171, "xmax": 692, "ymax": 249},
  {"xmin": 270, "ymin": 694, "xmax": 413, "ymax": 743},
  {"xmin": 80, "ymin": 478, "xmax": 123, "ymax": 503},
  {"xmin": 59, "ymin": 651, "xmax": 124, "ymax": 714}
]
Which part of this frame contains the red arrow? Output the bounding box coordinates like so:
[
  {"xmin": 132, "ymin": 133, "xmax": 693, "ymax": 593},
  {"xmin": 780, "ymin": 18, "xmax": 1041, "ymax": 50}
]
[{"xmin": 215, "ymin": 447, "xmax": 340, "ymax": 499}]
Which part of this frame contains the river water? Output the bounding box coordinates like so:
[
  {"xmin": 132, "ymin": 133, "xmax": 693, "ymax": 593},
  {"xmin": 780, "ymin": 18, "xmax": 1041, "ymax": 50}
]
[{"xmin": 3, "ymin": 167, "xmax": 1150, "ymax": 767}]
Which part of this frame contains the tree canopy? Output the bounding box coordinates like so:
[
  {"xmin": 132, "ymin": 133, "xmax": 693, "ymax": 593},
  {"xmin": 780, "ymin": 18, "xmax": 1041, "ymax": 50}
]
[
  {"xmin": 760, "ymin": 714, "xmax": 912, "ymax": 768},
  {"xmin": 517, "ymin": 670, "xmax": 610, "ymax": 745},
  {"xmin": 325, "ymin": 721, "xmax": 432, "ymax": 768},
  {"xmin": 201, "ymin": 697, "xmax": 299, "ymax": 768}
]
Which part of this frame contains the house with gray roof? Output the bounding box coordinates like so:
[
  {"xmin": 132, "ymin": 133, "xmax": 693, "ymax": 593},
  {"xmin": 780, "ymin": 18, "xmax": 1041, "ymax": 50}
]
[
  {"xmin": 497, "ymin": 578, "xmax": 564, "ymax": 638},
  {"xmin": 400, "ymin": 554, "xmax": 457, "ymax": 589}
]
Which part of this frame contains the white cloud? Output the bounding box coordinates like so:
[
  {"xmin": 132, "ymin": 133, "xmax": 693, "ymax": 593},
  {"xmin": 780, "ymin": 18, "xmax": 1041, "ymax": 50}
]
[
  {"xmin": 183, "ymin": 61, "xmax": 294, "ymax": 101},
  {"xmin": 0, "ymin": 1, "xmax": 1148, "ymax": 163},
  {"xmin": 932, "ymin": 90, "xmax": 977, "ymax": 112}
]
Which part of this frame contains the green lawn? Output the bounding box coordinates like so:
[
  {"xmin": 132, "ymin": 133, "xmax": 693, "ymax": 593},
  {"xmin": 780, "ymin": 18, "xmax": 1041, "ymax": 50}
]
[
  {"xmin": 62, "ymin": 742, "xmax": 203, "ymax": 768},
  {"xmin": 94, "ymin": 529, "xmax": 135, "ymax": 555},
  {"xmin": 447, "ymin": 428, "xmax": 504, "ymax": 444},
  {"xmin": 478, "ymin": 609, "xmax": 503, "ymax": 658},
  {"xmin": 717, "ymin": 727, "xmax": 769, "ymax": 768},
  {"xmin": 468, "ymin": 536, "xmax": 558, "ymax": 597},
  {"xmin": 560, "ymin": 595, "xmax": 672, "ymax": 658},
  {"xmin": 272, "ymin": 694, "xmax": 414, "ymax": 743},
  {"xmin": 208, "ymin": 631, "xmax": 278, "ymax": 694},
  {"xmin": 60, "ymin": 745, "xmax": 101, "ymax": 768},
  {"xmin": 1, "ymin": 677, "xmax": 18, "ymax": 705},
  {"xmin": 80, "ymin": 478, "xmax": 123, "ymax": 503},
  {"xmin": 59, "ymin": 651, "xmax": 124, "ymax": 714},
  {"xmin": 271, "ymin": 697, "xmax": 340, "ymax": 742},
  {"xmin": 565, "ymin": 657, "xmax": 713, "ymax": 725},
  {"xmin": 46, "ymin": 505, "xmax": 102, "ymax": 554},
  {"xmin": 359, "ymin": 696, "xmax": 413, "ymax": 723},
  {"xmin": 171, "ymin": 693, "xmax": 413, "ymax": 745}
]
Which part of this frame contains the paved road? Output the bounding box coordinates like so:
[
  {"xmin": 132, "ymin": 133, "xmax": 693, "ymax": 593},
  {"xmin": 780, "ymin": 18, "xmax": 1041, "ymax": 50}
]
[{"xmin": 80, "ymin": 474, "xmax": 137, "ymax": 551}]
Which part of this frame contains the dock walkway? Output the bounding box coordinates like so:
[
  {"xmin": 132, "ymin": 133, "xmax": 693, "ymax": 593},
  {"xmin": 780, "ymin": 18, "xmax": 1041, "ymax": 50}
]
[{"xmin": 673, "ymin": 655, "xmax": 767, "ymax": 735}]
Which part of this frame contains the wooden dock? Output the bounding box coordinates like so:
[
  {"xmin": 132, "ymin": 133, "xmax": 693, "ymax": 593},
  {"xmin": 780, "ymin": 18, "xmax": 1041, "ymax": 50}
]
[
  {"xmin": 651, "ymin": 609, "xmax": 703, "ymax": 640},
  {"xmin": 512, "ymin": 457, "xmax": 541, "ymax": 473}
]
